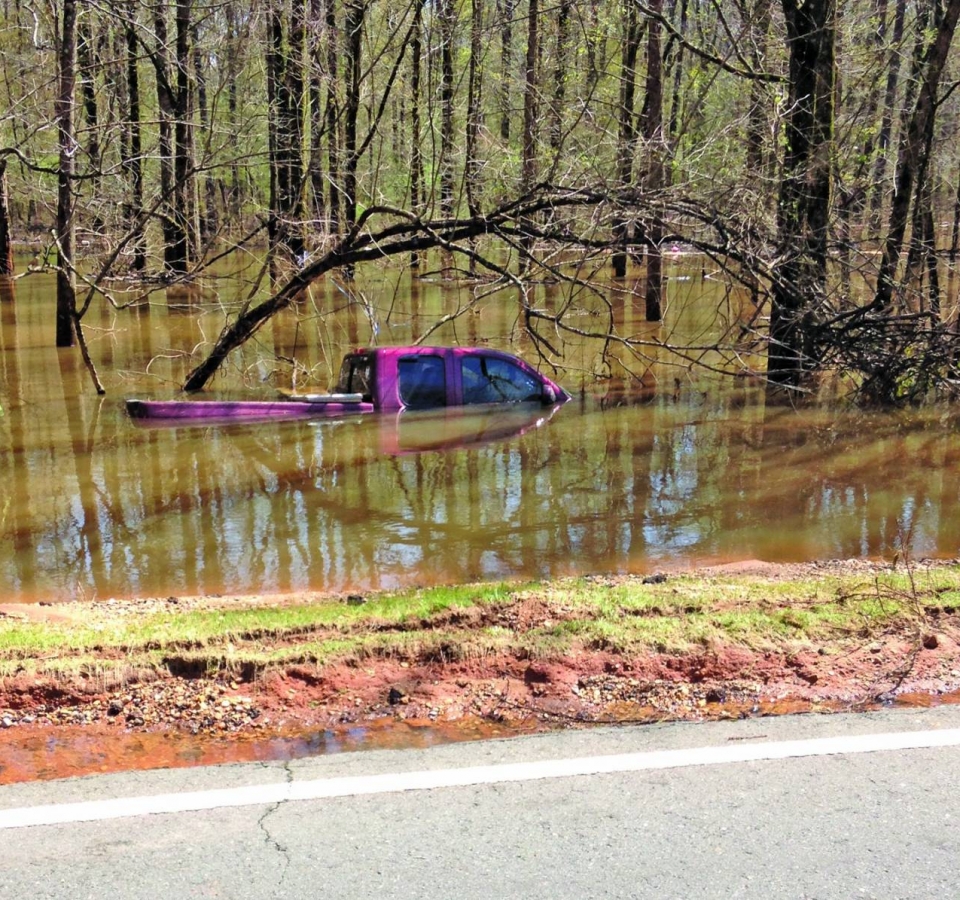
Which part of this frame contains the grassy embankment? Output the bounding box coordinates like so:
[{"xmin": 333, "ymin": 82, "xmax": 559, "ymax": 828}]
[{"xmin": 1, "ymin": 565, "xmax": 959, "ymax": 683}]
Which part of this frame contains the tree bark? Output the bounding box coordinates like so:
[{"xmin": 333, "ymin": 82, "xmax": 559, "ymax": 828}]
[
  {"xmin": 521, "ymin": 0, "xmax": 539, "ymax": 192},
  {"xmin": 266, "ymin": 1, "xmax": 307, "ymax": 262},
  {"xmin": 193, "ymin": 22, "xmax": 217, "ymax": 241},
  {"xmin": 744, "ymin": 0, "xmax": 771, "ymax": 175},
  {"xmin": 265, "ymin": 6, "xmax": 282, "ymax": 255},
  {"xmin": 225, "ymin": 1, "xmax": 242, "ymax": 222},
  {"xmin": 284, "ymin": 0, "xmax": 307, "ymax": 258},
  {"xmin": 518, "ymin": 0, "xmax": 539, "ymax": 272},
  {"xmin": 768, "ymin": 0, "xmax": 836, "ymax": 386},
  {"xmin": 950, "ymin": 172, "xmax": 960, "ymax": 263},
  {"xmin": 666, "ymin": 0, "xmax": 689, "ymax": 149}
]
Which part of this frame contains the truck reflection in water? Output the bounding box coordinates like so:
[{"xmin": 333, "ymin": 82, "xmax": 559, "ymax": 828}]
[
  {"xmin": 130, "ymin": 401, "xmax": 563, "ymax": 456},
  {"xmin": 377, "ymin": 403, "xmax": 564, "ymax": 455}
]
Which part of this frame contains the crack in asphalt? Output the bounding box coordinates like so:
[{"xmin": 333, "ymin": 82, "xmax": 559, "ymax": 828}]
[{"xmin": 257, "ymin": 761, "xmax": 294, "ymax": 889}]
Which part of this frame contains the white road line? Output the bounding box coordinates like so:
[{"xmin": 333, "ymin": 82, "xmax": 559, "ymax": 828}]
[{"xmin": 2, "ymin": 727, "xmax": 959, "ymax": 831}]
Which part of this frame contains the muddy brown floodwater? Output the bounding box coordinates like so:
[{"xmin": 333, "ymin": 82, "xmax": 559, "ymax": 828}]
[{"xmin": 4, "ymin": 264, "xmax": 960, "ymax": 606}]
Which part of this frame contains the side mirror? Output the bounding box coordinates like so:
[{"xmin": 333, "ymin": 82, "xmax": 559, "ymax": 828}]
[{"xmin": 542, "ymin": 386, "xmax": 556, "ymax": 405}]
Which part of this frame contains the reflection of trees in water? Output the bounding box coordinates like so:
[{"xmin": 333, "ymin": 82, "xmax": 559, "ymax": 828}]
[
  {"xmin": 5, "ymin": 401, "xmax": 960, "ymax": 602},
  {"xmin": 0, "ymin": 280, "xmax": 32, "ymax": 596}
]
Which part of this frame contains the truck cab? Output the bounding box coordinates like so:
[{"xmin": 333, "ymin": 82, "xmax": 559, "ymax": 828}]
[{"xmin": 335, "ymin": 346, "xmax": 569, "ymax": 412}]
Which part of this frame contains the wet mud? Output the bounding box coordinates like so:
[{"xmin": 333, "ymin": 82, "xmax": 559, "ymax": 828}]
[{"xmin": 3, "ymin": 633, "xmax": 959, "ymax": 785}]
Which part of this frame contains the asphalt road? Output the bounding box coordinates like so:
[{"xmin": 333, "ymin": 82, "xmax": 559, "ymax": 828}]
[{"xmin": 2, "ymin": 705, "xmax": 960, "ymax": 899}]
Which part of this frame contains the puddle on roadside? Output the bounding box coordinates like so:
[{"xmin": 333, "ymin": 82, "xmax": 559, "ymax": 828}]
[
  {"xmin": 2, "ymin": 690, "xmax": 958, "ymax": 786},
  {"xmin": 0, "ymin": 716, "xmax": 540, "ymax": 786}
]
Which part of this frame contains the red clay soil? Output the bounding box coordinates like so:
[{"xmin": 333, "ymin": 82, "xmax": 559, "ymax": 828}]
[
  {"xmin": 2, "ymin": 561, "xmax": 960, "ymax": 783},
  {"xmin": 2, "ymin": 627, "xmax": 959, "ymax": 733}
]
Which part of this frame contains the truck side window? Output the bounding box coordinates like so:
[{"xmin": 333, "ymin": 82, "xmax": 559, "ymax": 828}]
[
  {"xmin": 461, "ymin": 356, "xmax": 542, "ymax": 404},
  {"xmin": 398, "ymin": 356, "xmax": 447, "ymax": 409},
  {"xmin": 335, "ymin": 356, "xmax": 372, "ymax": 398}
]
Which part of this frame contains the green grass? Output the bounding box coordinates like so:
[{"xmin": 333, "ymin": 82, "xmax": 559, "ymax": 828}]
[{"xmin": 1, "ymin": 566, "xmax": 957, "ymax": 681}]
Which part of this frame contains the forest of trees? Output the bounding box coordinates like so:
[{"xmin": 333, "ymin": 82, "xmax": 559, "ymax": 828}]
[{"xmin": 2, "ymin": 0, "xmax": 960, "ymax": 402}]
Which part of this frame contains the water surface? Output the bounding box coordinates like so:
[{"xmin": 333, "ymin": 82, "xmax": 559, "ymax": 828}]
[{"xmin": 2, "ymin": 262, "xmax": 959, "ymax": 604}]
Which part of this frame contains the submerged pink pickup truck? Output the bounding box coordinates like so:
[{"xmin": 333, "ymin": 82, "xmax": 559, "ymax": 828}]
[{"xmin": 126, "ymin": 345, "xmax": 569, "ymax": 421}]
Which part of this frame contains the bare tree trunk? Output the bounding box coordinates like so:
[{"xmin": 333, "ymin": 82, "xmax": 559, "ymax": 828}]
[
  {"xmin": 439, "ymin": 0, "xmax": 455, "ymax": 219},
  {"xmin": 920, "ymin": 176, "xmax": 940, "ymax": 313},
  {"xmin": 612, "ymin": 1, "xmax": 641, "ymax": 279},
  {"xmin": 521, "ymin": 0, "xmax": 539, "ymax": 192},
  {"xmin": 867, "ymin": 0, "xmax": 906, "ymax": 236},
  {"xmin": 519, "ymin": 0, "xmax": 539, "ymax": 272},
  {"xmin": 125, "ymin": 0, "xmax": 146, "ymax": 271},
  {"xmin": 549, "ymin": 0, "xmax": 571, "ymax": 161},
  {"xmin": 465, "ymin": 0, "xmax": 483, "ymax": 218},
  {"xmin": 851, "ymin": 0, "xmax": 887, "ymax": 185},
  {"xmin": 308, "ymin": 0, "xmax": 326, "ymax": 225},
  {"xmin": 325, "ymin": 0, "xmax": 342, "ymax": 234},
  {"xmin": 874, "ymin": 0, "xmax": 960, "ymax": 311},
  {"xmin": 464, "ymin": 0, "xmax": 484, "ymax": 275},
  {"xmin": 56, "ymin": 0, "xmax": 78, "ymax": 348},
  {"xmin": 0, "ymin": 159, "xmax": 12, "ymax": 276},
  {"xmin": 666, "ymin": 0, "xmax": 688, "ymax": 146},
  {"xmin": 409, "ymin": 0, "xmax": 423, "ymax": 268},
  {"xmin": 267, "ymin": 0, "xmax": 307, "ymax": 262},
  {"xmin": 265, "ymin": 7, "xmax": 282, "ymax": 256},
  {"xmin": 284, "ymin": 0, "xmax": 306, "ymax": 258},
  {"xmin": 343, "ymin": 0, "xmax": 363, "ymax": 231},
  {"xmin": 903, "ymin": 144, "xmax": 940, "ymax": 315},
  {"xmin": 193, "ymin": 23, "xmax": 216, "ymax": 241},
  {"xmin": 77, "ymin": 19, "xmax": 102, "ymax": 233},
  {"xmin": 169, "ymin": 0, "xmax": 194, "ymax": 273},
  {"xmin": 744, "ymin": 0, "xmax": 771, "ymax": 176},
  {"xmin": 950, "ymin": 173, "xmax": 960, "ymax": 262},
  {"xmin": 768, "ymin": 0, "xmax": 836, "ymax": 386},
  {"xmin": 641, "ymin": 0, "xmax": 664, "ymax": 322},
  {"xmin": 154, "ymin": 6, "xmax": 179, "ymax": 273},
  {"xmin": 579, "ymin": 0, "xmax": 603, "ymax": 95},
  {"xmin": 497, "ymin": 0, "xmax": 517, "ymax": 141},
  {"xmin": 225, "ymin": 2, "xmax": 242, "ymax": 223}
]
